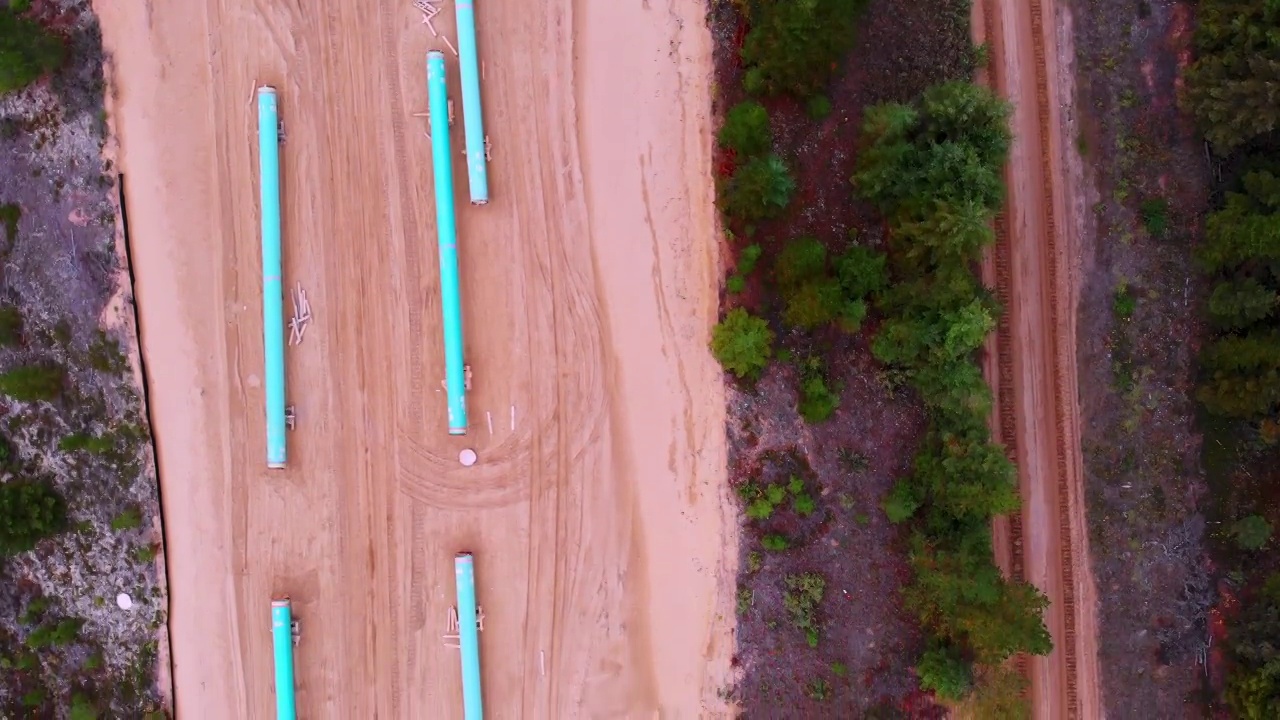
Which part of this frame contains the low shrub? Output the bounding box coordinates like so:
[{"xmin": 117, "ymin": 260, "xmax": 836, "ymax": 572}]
[
  {"xmin": 0, "ymin": 480, "xmax": 68, "ymax": 555},
  {"xmin": 711, "ymin": 308, "xmax": 774, "ymax": 379}
]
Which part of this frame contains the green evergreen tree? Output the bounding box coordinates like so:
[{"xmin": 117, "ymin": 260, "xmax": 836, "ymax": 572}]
[
  {"xmin": 1198, "ymin": 175, "xmax": 1280, "ymax": 272},
  {"xmin": 835, "ymin": 245, "xmax": 889, "ymax": 299},
  {"xmin": 718, "ymin": 100, "xmax": 772, "ymax": 158},
  {"xmin": 710, "ymin": 308, "xmax": 774, "ymax": 379},
  {"xmin": 1208, "ymin": 278, "xmax": 1278, "ymax": 330},
  {"xmin": 917, "ymin": 644, "xmax": 973, "ymax": 700},
  {"xmin": 1185, "ymin": 1, "xmax": 1280, "ymax": 151},
  {"xmin": 854, "ymin": 83, "xmax": 1011, "ymax": 216},
  {"xmin": 738, "ymin": 0, "xmax": 869, "ymax": 97},
  {"xmin": 908, "ymin": 428, "xmax": 1019, "ymax": 524},
  {"xmin": 719, "ymin": 155, "xmax": 795, "ymax": 223},
  {"xmin": 1226, "ymin": 575, "xmax": 1280, "ymax": 719},
  {"xmin": 1197, "ymin": 331, "xmax": 1280, "ymax": 419}
]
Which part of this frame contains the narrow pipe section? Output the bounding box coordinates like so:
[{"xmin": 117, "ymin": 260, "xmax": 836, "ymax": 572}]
[
  {"xmin": 257, "ymin": 87, "xmax": 288, "ymax": 467},
  {"xmin": 454, "ymin": 553, "xmax": 484, "ymax": 720},
  {"xmin": 270, "ymin": 599, "xmax": 297, "ymax": 720},
  {"xmin": 426, "ymin": 52, "xmax": 469, "ymax": 434},
  {"xmin": 454, "ymin": 0, "xmax": 490, "ymax": 204}
]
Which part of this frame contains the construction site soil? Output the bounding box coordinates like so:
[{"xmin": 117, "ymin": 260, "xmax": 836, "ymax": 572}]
[{"xmin": 94, "ymin": 0, "xmax": 737, "ymax": 716}]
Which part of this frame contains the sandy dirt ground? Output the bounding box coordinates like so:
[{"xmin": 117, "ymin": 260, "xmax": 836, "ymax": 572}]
[
  {"xmin": 92, "ymin": 0, "xmax": 735, "ymax": 716},
  {"xmin": 975, "ymin": 0, "xmax": 1103, "ymax": 716}
]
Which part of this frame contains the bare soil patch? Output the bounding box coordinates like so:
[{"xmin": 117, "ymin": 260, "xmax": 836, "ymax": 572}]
[
  {"xmin": 1068, "ymin": 0, "xmax": 1216, "ymax": 715},
  {"xmin": 96, "ymin": 0, "xmax": 732, "ymax": 715}
]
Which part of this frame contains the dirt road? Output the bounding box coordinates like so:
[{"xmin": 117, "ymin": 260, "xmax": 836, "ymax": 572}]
[
  {"xmin": 94, "ymin": 0, "xmax": 734, "ymax": 716},
  {"xmin": 975, "ymin": 0, "xmax": 1103, "ymax": 716}
]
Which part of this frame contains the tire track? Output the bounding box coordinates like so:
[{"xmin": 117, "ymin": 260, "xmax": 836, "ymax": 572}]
[
  {"xmin": 986, "ymin": 0, "xmax": 1081, "ymax": 714},
  {"xmin": 983, "ymin": 0, "xmax": 1028, "ymax": 684},
  {"xmin": 405, "ymin": 503, "xmax": 426, "ymax": 685},
  {"xmin": 1026, "ymin": 0, "xmax": 1080, "ymax": 712},
  {"xmin": 375, "ymin": 0, "xmax": 429, "ymax": 434}
]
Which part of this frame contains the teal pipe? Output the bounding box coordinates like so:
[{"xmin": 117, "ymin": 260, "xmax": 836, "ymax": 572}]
[
  {"xmin": 270, "ymin": 599, "xmax": 297, "ymax": 720},
  {"xmin": 257, "ymin": 87, "xmax": 287, "ymax": 467},
  {"xmin": 426, "ymin": 52, "xmax": 468, "ymax": 435},
  {"xmin": 455, "ymin": 553, "xmax": 484, "ymax": 719},
  {"xmin": 454, "ymin": 0, "xmax": 490, "ymax": 204}
]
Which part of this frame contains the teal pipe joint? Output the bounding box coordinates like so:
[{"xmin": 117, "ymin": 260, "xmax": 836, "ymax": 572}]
[
  {"xmin": 270, "ymin": 599, "xmax": 297, "ymax": 720},
  {"xmin": 257, "ymin": 87, "xmax": 288, "ymax": 467},
  {"xmin": 426, "ymin": 53, "xmax": 469, "ymax": 434},
  {"xmin": 454, "ymin": 0, "xmax": 490, "ymax": 204},
  {"xmin": 455, "ymin": 553, "xmax": 484, "ymax": 719}
]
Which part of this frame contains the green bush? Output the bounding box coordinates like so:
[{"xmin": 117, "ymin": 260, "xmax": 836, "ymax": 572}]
[
  {"xmin": 720, "ymin": 154, "xmax": 795, "ymax": 223},
  {"xmin": 838, "ymin": 297, "xmax": 868, "ymax": 333},
  {"xmin": 0, "ymin": 202, "xmax": 19, "ymax": 248},
  {"xmin": 0, "ymin": 364, "xmax": 65, "ymax": 402},
  {"xmin": 737, "ymin": 243, "xmax": 764, "ymax": 275},
  {"xmin": 904, "ymin": 527, "xmax": 1052, "ymax": 663},
  {"xmin": 724, "ymin": 243, "xmax": 764, "ymax": 295},
  {"xmin": 1234, "ymin": 515, "xmax": 1274, "ymax": 551},
  {"xmin": 1112, "ymin": 284, "xmax": 1137, "ymax": 320},
  {"xmin": 968, "ymin": 663, "xmax": 1031, "ymax": 719},
  {"xmin": 710, "ymin": 308, "xmax": 774, "ymax": 379},
  {"xmin": 798, "ymin": 362, "xmax": 839, "ymax": 423},
  {"xmin": 774, "ymin": 237, "xmax": 883, "ymax": 333},
  {"xmin": 0, "ymin": 480, "xmax": 67, "ymax": 555},
  {"xmin": 27, "ymin": 617, "xmax": 83, "ymax": 648},
  {"xmin": 22, "ymin": 687, "xmax": 47, "ymax": 708},
  {"xmin": 0, "ymin": 305, "xmax": 22, "ymax": 346},
  {"xmin": 783, "ymin": 277, "xmax": 842, "ymax": 329},
  {"xmin": 806, "ymin": 94, "xmax": 833, "ymax": 120},
  {"xmin": 739, "ymin": 0, "xmax": 868, "ymax": 97},
  {"xmin": 917, "ymin": 645, "xmax": 973, "ymax": 700},
  {"xmin": 1140, "ymin": 197, "xmax": 1170, "ymax": 238},
  {"xmin": 68, "ymin": 693, "xmax": 99, "ymax": 720},
  {"xmin": 783, "ymin": 572, "xmax": 826, "ymax": 647},
  {"xmin": 761, "ymin": 533, "xmax": 790, "ymax": 551},
  {"xmin": 718, "ymin": 100, "xmax": 772, "ymax": 158},
  {"xmin": 882, "ymin": 480, "xmax": 920, "ymax": 523},
  {"xmin": 0, "ymin": 9, "xmax": 65, "ymax": 94},
  {"xmin": 835, "ymin": 245, "xmax": 889, "ymax": 298},
  {"xmin": 775, "ymin": 236, "xmax": 826, "ymax": 287},
  {"xmin": 60, "ymin": 433, "xmax": 114, "ymax": 454},
  {"xmin": 111, "ymin": 505, "xmax": 143, "ymax": 531},
  {"xmin": 0, "ymin": 432, "xmax": 14, "ymax": 468}
]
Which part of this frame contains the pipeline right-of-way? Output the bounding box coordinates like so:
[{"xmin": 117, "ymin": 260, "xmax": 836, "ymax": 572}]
[
  {"xmin": 426, "ymin": 51, "xmax": 469, "ymax": 435},
  {"xmin": 454, "ymin": 0, "xmax": 489, "ymax": 205}
]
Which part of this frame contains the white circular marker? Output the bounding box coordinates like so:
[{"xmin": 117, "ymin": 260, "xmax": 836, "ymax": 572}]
[
  {"xmin": 116, "ymin": 593, "xmax": 133, "ymax": 610},
  {"xmin": 459, "ymin": 448, "xmax": 478, "ymax": 467}
]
